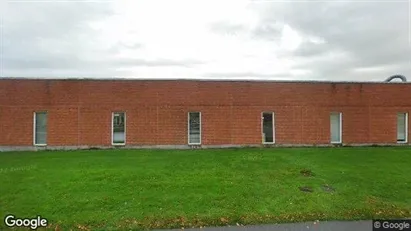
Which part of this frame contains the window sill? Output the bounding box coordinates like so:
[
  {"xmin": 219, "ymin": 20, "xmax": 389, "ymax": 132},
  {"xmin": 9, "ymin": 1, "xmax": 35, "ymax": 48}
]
[{"xmin": 34, "ymin": 144, "xmax": 47, "ymax": 147}]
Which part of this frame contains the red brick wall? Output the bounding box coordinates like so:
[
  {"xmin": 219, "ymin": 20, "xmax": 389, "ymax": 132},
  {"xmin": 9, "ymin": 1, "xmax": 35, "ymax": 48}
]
[{"xmin": 0, "ymin": 79, "xmax": 410, "ymax": 147}]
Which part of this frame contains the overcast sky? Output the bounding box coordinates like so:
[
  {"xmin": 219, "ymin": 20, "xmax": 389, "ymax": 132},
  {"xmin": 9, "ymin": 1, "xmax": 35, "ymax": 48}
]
[{"xmin": 2, "ymin": 0, "xmax": 411, "ymax": 81}]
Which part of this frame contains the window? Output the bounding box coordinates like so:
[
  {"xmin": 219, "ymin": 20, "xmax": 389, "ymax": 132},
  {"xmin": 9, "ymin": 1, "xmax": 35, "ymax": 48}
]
[
  {"xmin": 397, "ymin": 113, "xmax": 408, "ymax": 143},
  {"xmin": 188, "ymin": 112, "xmax": 201, "ymax": 145},
  {"xmin": 112, "ymin": 112, "xmax": 126, "ymax": 145},
  {"xmin": 262, "ymin": 112, "xmax": 275, "ymax": 144},
  {"xmin": 34, "ymin": 112, "xmax": 47, "ymax": 145},
  {"xmin": 330, "ymin": 112, "xmax": 342, "ymax": 143}
]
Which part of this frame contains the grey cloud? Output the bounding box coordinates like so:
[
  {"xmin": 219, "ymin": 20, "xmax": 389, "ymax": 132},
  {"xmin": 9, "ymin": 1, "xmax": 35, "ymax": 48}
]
[
  {"xmin": 5, "ymin": 54, "xmax": 201, "ymax": 71},
  {"xmin": 251, "ymin": 22, "xmax": 283, "ymax": 41},
  {"xmin": 5, "ymin": 56, "xmax": 84, "ymax": 69},
  {"xmin": 3, "ymin": 1, "xmax": 117, "ymax": 76},
  {"xmin": 2, "ymin": 1, "xmax": 201, "ymax": 77},
  {"xmin": 4, "ymin": 1, "xmax": 113, "ymax": 42},
  {"xmin": 209, "ymin": 22, "xmax": 248, "ymax": 37},
  {"xmin": 203, "ymin": 71, "xmax": 290, "ymax": 78},
  {"xmin": 117, "ymin": 42, "xmax": 143, "ymax": 50},
  {"xmin": 106, "ymin": 41, "xmax": 143, "ymax": 54},
  {"xmin": 103, "ymin": 42, "xmax": 143, "ymax": 57},
  {"xmin": 113, "ymin": 58, "xmax": 203, "ymax": 67},
  {"xmin": 255, "ymin": 1, "xmax": 410, "ymax": 80},
  {"xmin": 5, "ymin": 1, "xmax": 171, "ymax": 77},
  {"xmin": 3, "ymin": 0, "xmax": 410, "ymax": 80},
  {"xmin": 209, "ymin": 20, "xmax": 283, "ymax": 41}
]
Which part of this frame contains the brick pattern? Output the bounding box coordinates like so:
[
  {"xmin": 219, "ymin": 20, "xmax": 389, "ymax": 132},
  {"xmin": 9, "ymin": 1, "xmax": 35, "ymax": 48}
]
[{"xmin": 0, "ymin": 79, "xmax": 410, "ymax": 146}]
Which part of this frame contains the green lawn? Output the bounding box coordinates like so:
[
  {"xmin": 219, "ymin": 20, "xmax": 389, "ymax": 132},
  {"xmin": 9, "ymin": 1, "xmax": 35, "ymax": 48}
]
[{"xmin": 1, "ymin": 147, "xmax": 410, "ymax": 230}]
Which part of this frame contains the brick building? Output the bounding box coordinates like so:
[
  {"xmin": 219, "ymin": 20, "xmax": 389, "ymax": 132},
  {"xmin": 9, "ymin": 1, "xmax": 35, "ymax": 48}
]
[{"xmin": 0, "ymin": 78, "xmax": 410, "ymax": 151}]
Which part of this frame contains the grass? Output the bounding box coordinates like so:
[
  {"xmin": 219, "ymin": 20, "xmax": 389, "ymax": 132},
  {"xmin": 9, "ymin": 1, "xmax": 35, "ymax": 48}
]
[{"xmin": 0, "ymin": 147, "xmax": 410, "ymax": 230}]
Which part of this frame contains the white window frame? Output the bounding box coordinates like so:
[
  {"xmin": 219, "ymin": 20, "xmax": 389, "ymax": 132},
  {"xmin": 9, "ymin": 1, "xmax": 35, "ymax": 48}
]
[
  {"xmin": 111, "ymin": 112, "xmax": 126, "ymax": 146},
  {"xmin": 188, "ymin": 112, "xmax": 201, "ymax": 145},
  {"xmin": 261, "ymin": 112, "xmax": 275, "ymax": 144},
  {"xmin": 397, "ymin": 112, "xmax": 408, "ymax": 144},
  {"xmin": 330, "ymin": 112, "xmax": 343, "ymax": 144},
  {"xmin": 33, "ymin": 111, "xmax": 47, "ymax": 146}
]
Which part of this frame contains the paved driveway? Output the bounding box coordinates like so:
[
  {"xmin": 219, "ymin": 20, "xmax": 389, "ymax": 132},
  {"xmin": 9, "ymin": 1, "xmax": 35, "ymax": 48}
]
[{"xmin": 156, "ymin": 220, "xmax": 372, "ymax": 231}]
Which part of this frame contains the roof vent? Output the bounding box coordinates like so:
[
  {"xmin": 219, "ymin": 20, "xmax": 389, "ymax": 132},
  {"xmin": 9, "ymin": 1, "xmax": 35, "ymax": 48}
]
[{"xmin": 384, "ymin": 75, "xmax": 407, "ymax": 82}]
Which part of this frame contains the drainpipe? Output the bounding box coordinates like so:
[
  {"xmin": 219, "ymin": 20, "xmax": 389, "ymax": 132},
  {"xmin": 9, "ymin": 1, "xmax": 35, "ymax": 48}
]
[{"xmin": 384, "ymin": 75, "xmax": 407, "ymax": 82}]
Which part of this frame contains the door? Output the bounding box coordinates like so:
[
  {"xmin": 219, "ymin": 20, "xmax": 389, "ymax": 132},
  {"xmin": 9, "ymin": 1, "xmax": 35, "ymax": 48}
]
[{"xmin": 262, "ymin": 112, "xmax": 274, "ymax": 144}]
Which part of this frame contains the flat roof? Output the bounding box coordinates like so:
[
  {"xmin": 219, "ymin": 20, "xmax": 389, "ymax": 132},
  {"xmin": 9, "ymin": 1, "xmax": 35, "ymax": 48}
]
[{"xmin": 0, "ymin": 77, "xmax": 409, "ymax": 84}]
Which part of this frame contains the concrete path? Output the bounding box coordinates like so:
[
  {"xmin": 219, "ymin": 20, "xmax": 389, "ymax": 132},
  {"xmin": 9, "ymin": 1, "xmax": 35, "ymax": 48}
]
[{"xmin": 157, "ymin": 220, "xmax": 372, "ymax": 231}]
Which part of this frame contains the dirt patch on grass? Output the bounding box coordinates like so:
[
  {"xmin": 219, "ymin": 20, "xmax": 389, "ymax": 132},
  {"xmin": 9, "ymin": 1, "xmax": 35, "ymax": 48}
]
[
  {"xmin": 300, "ymin": 169, "xmax": 315, "ymax": 177},
  {"xmin": 321, "ymin": 184, "xmax": 335, "ymax": 192},
  {"xmin": 299, "ymin": 186, "xmax": 314, "ymax": 193}
]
